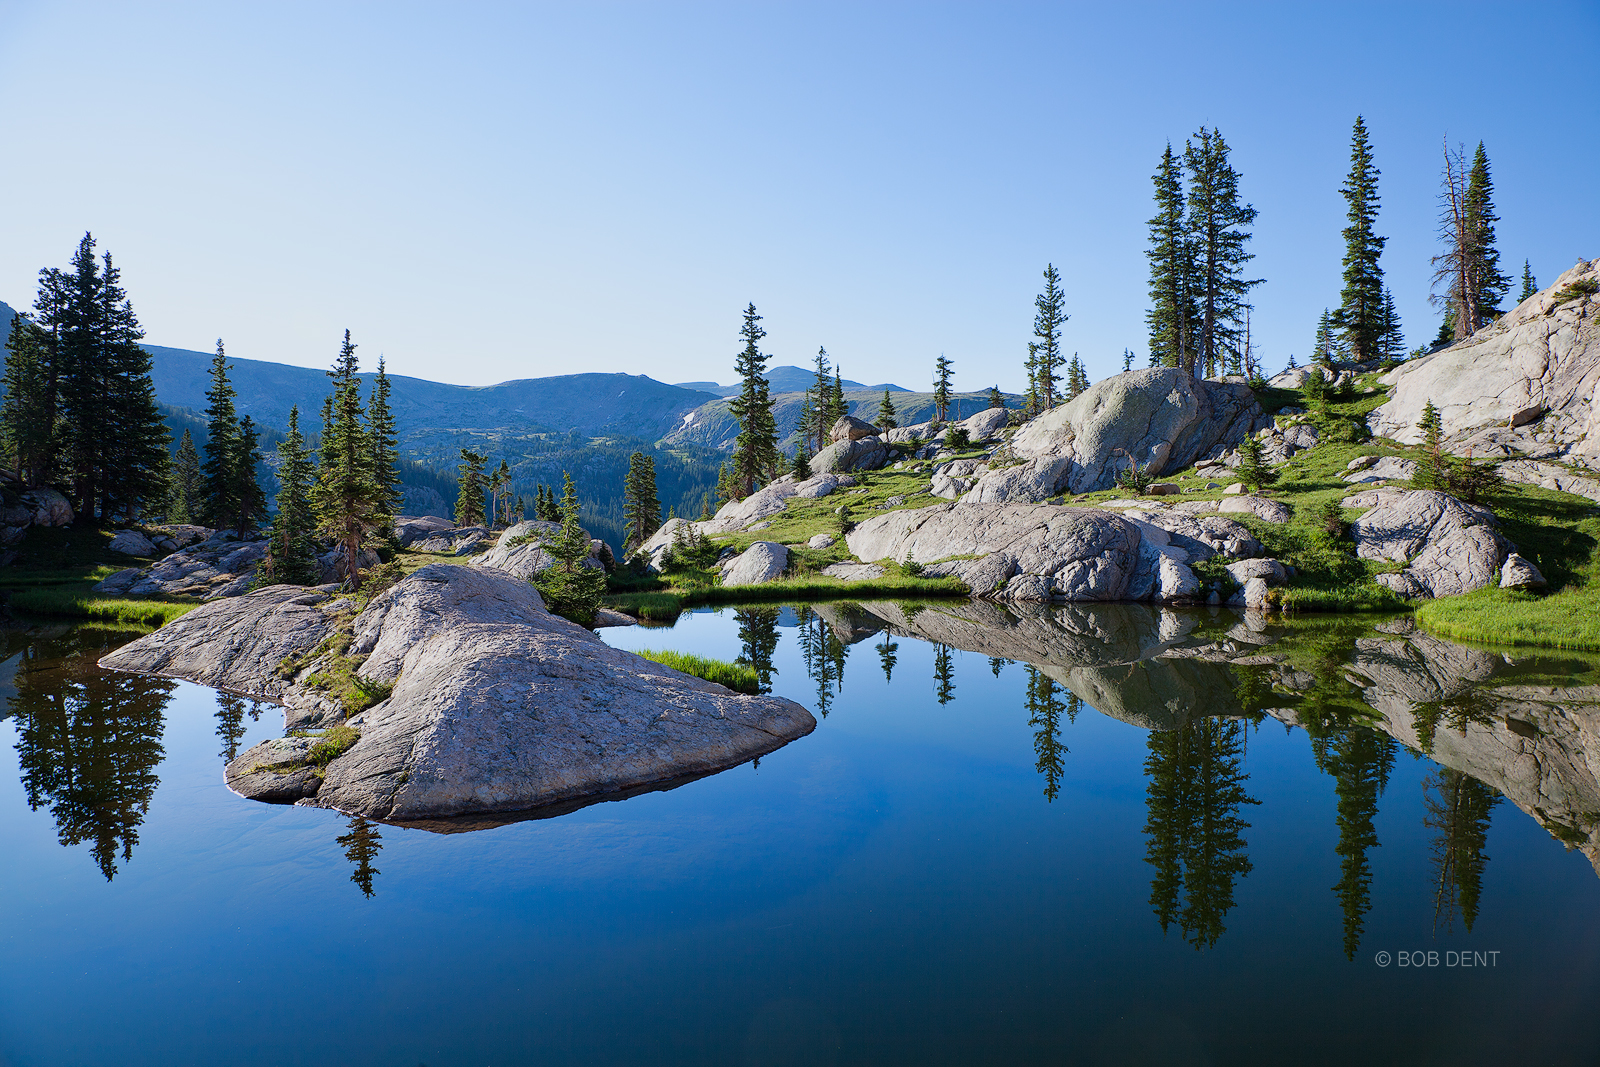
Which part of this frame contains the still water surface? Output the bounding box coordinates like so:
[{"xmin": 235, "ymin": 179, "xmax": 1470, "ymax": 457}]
[{"xmin": 2, "ymin": 606, "xmax": 1599, "ymax": 1066}]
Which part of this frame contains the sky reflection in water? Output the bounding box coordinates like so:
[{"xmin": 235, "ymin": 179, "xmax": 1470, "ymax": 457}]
[{"xmin": 2, "ymin": 607, "xmax": 1599, "ymax": 1066}]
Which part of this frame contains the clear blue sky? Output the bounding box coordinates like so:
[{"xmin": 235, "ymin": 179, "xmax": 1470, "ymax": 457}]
[{"xmin": 2, "ymin": 1, "xmax": 1596, "ymax": 392}]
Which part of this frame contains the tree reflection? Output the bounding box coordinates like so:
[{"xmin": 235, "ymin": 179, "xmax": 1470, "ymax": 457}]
[
  {"xmin": 1025, "ymin": 667, "xmax": 1077, "ymax": 802},
  {"xmin": 933, "ymin": 644, "xmax": 955, "ymax": 705},
  {"xmin": 1423, "ymin": 768, "xmax": 1499, "ymax": 932},
  {"xmin": 734, "ymin": 608, "xmax": 780, "ymax": 694},
  {"xmin": 1411, "ymin": 690, "xmax": 1500, "ymax": 756},
  {"xmin": 989, "ymin": 656, "xmax": 1010, "ymax": 678},
  {"xmin": 214, "ymin": 693, "xmax": 265, "ymax": 763},
  {"xmin": 336, "ymin": 816, "xmax": 383, "ymax": 898},
  {"xmin": 875, "ymin": 637, "xmax": 898, "ymax": 683},
  {"xmin": 1142, "ymin": 716, "xmax": 1259, "ymax": 950},
  {"xmin": 9, "ymin": 629, "xmax": 175, "ymax": 881},
  {"xmin": 797, "ymin": 608, "xmax": 848, "ymax": 718},
  {"xmin": 1312, "ymin": 724, "xmax": 1395, "ymax": 959}
]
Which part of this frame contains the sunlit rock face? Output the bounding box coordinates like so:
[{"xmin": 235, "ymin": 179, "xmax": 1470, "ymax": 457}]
[{"xmin": 101, "ymin": 564, "xmax": 814, "ymax": 822}]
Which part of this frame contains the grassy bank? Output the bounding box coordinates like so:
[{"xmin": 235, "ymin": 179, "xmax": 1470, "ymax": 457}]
[
  {"xmin": 1415, "ymin": 587, "xmax": 1600, "ymax": 651},
  {"xmin": 604, "ymin": 573, "xmax": 969, "ymax": 622},
  {"xmin": 7, "ymin": 584, "xmax": 196, "ymax": 627},
  {"xmin": 635, "ymin": 649, "xmax": 760, "ymax": 693}
]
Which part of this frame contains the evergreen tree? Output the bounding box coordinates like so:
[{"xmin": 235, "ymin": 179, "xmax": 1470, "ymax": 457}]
[
  {"xmin": 792, "ymin": 441, "xmax": 812, "ymax": 481},
  {"xmin": 726, "ymin": 304, "xmax": 778, "ymax": 498},
  {"xmin": 1146, "ymin": 144, "xmax": 1197, "ymax": 372},
  {"xmin": 1415, "ymin": 401, "xmax": 1448, "ymax": 490},
  {"xmin": 1184, "ymin": 128, "xmax": 1261, "ymax": 378},
  {"xmin": 1465, "ymin": 142, "xmax": 1510, "ymax": 327},
  {"xmin": 311, "ymin": 331, "xmax": 383, "ymax": 586},
  {"xmin": 2, "ymin": 312, "xmax": 59, "ymax": 485},
  {"xmin": 1122, "ymin": 348, "xmax": 1135, "ymax": 373},
  {"xmin": 201, "ymin": 339, "xmax": 242, "ymax": 528},
  {"xmin": 1066, "ymin": 355, "xmax": 1088, "ymax": 399},
  {"xmin": 986, "ymin": 385, "xmax": 1004, "ymax": 409},
  {"xmin": 828, "ymin": 368, "xmax": 847, "ymax": 427},
  {"xmin": 488, "ymin": 460, "xmax": 511, "ymax": 527},
  {"xmin": 1378, "ymin": 288, "xmax": 1405, "ymax": 361},
  {"xmin": 622, "ymin": 451, "xmax": 661, "ymax": 553},
  {"xmin": 52, "ymin": 234, "xmax": 168, "ymax": 522},
  {"xmin": 877, "ymin": 388, "xmax": 898, "ymax": 429},
  {"xmin": 1237, "ymin": 433, "xmax": 1278, "ymax": 490},
  {"xmin": 1312, "ymin": 309, "xmax": 1338, "ymax": 366},
  {"xmin": 535, "ymin": 471, "xmax": 606, "ymax": 626},
  {"xmin": 366, "ymin": 356, "xmax": 402, "ymax": 540},
  {"xmin": 455, "ymin": 448, "xmax": 487, "ymax": 527},
  {"xmin": 166, "ymin": 429, "xmax": 203, "ymax": 523},
  {"xmin": 806, "ymin": 346, "xmax": 832, "ymax": 451},
  {"xmin": 231, "ymin": 415, "xmax": 268, "ymax": 535},
  {"xmin": 1032, "ymin": 264, "xmax": 1068, "ymax": 406},
  {"xmin": 263, "ymin": 406, "xmax": 320, "ymax": 585},
  {"xmin": 1023, "ymin": 342, "xmax": 1041, "ymax": 417},
  {"xmin": 933, "ymin": 353, "xmax": 954, "ymax": 423},
  {"xmin": 1519, "ymin": 259, "xmax": 1537, "ymax": 303},
  {"xmin": 1332, "ymin": 117, "xmax": 1387, "ymax": 362},
  {"xmin": 1026, "ymin": 667, "xmax": 1068, "ymax": 802}
]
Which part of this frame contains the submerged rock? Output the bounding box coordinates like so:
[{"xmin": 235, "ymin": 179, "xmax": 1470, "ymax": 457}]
[{"xmin": 101, "ymin": 564, "xmax": 815, "ymax": 822}]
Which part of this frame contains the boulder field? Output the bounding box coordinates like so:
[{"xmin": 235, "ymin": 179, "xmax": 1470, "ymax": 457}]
[{"xmin": 98, "ymin": 564, "xmax": 814, "ymax": 822}]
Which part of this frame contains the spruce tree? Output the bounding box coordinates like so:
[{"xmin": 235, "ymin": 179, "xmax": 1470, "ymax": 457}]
[
  {"xmin": 877, "ymin": 388, "xmax": 898, "ymax": 429},
  {"xmin": 1122, "ymin": 348, "xmax": 1135, "ymax": 373},
  {"xmin": 1465, "ymin": 142, "xmax": 1510, "ymax": 326},
  {"xmin": 1519, "ymin": 260, "xmax": 1537, "ymax": 303},
  {"xmin": 1023, "ymin": 342, "xmax": 1041, "ymax": 416},
  {"xmin": 201, "ymin": 339, "xmax": 242, "ymax": 528},
  {"xmin": 455, "ymin": 448, "xmax": 487, "ymax": 527},
  {"xmin": 987, "ymin": 385, "xmax": 1004, "ymax": 409},
  {"xmin": 488, "ymin": 460, "xmax": 511, "ymax": 527},
  {"xmin": 231, "ymin": 415, "xmax": 268, "ymax": 535},
  {"xmin": 1378, "ymin": 288, "xmax": 1405, "ymax": 361},
  {"xmin": 622, "ymin": 451, "xmax": 661, "ymax": 552},
  {"xmin": 311, "ymin": 330, "xmax": 383, "ymax": 587},
  {"xmin": 2, "ymin": 313, "xmax": 58, "ymax": 486},
  {"xmin": 166, "ymin": 430, "xmax": 203, "ymax": 523},
  {"xmin": 807, "ymin": 346, "xmax": 832, "ymax": 451},
  {"xmin": 263, "ymin": 406, "xmax": 320, "ymax": 585},
  {"xmin": 1184, "ymin": 128, "xmax": 1261, "ymax": 378},
  {"xmin": 1238, "ymin": 433, "xmax": 1278, "ymax": 490},
  {"xmin": 1146, "ymin": 144, "xmax": 1197, "ymax": 372},
  {"xmin": 933, "ymin": 353, "xmax": 954, "ymax": 423},
  {"xmin": 536, "ymin": 471, "xmax": 605, "ymax": 626},
  {"xmin": 1032, "ymin": 265, "xmax": 1067, "ymax": 406},
  {"xmin": 1313, "ymin": 309, "xmax": 1338, "ymax": 366},
  {"xmin": 726, "ymin": 304, "xmax": 778, "ymax": 498},
  {"xmin": 52, "ymin": 234, "xmax": 168, "ymax": 522},
  {"xmin": 828, "ymin": 368, "xmax": 847, "ymax": 426},
  {"xmin": 366, "ymin": 356, "xmax": 402, "ymax": 539},
  {"xmin": 1415, "ymin": 401, "xmax": 1448, "ymax": 490},
  {"xmin": 1333, "ymin": 117, "xmax": 1387, "ymax": 361}
]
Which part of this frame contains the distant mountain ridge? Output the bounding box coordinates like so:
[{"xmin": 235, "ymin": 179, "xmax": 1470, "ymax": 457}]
[{"xmin": 675, "ymin": 365, "xmax": 907, "ymax": 397}]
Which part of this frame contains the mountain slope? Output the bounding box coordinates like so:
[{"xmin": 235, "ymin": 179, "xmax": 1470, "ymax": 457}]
[
  {"xmin": 666, "ymin": 388, "xmax": 1018, "ymax": 452},
  {"xmin": 674, "ymin": 365, "xmax": 906, "ymax": 397}
]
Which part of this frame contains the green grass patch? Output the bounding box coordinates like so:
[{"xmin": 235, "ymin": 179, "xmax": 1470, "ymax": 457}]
[
  {"xmin": 679, "ymin": 573, "xmax": 967, "ymax": 605},
  {"xmin": 8, "ymin": 585, "xmax": 197, "ymax": 627},
  {"xmin": 1415, "ymin": 587, "xmax": 1600, "ymax": 651},
  {"xmin": 634, "ymin": 649, "xmax": 760, "ymax": 694},
  {"xmin": 306, "ymin": 725, "xmax": 362, "ymax": 768},
  {"xmin": 602, "ymin": 591, "xmax": 684, "ymax": 622}
]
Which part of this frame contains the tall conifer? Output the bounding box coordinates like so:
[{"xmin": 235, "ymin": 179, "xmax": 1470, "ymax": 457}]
[
  {"xmin": 263, "ymin": 406, "xmax": 320, "ymax": 584},
  {"xmin": 455, "ymin": 449, "xmax": 487, "ymax": 527},
  {"xmin": 932, "ymin": 353, "xmax": 954, "ymax": 423},
  {"xmin": 1146, "ymin": 144, "xmax": 1197, "ymax": 372},
  {"xmin": 727, "ymin": 304, "xmax": 778, "ymax": 498},
  {"xmin": 312, "ymin": 331, "xmax": 383, "ymax": 586},
  {"xmin": 166, "ymin": 430, "xmax": 203, "ymax": 523},
  {"xmin": 1465, "ymin": 142, "xmax": 1510, "ymax": 327},
  {"xmin": 2, "ymin": 313, "xmax": 57, "ymax": 485},
  {"xmin": 232, "ymin": 415, "xmax": 267, "ymax": 535},
  {"xmin": 877, "ymin": 388, "xmax": 898, "ymax": 428},
  {"xmin": 366, "ymin": 356, "xmax": 402, "ymax": 540},
  {"xmin": 1032, "ymin": 266, "xmax": 1067, "ymax": 406},
  {"xmin": 1519, "ymin": 260, "xmax": 1537, "ymax": 303},
  {"xmin": 1184, "ymin": 128, "xmax": 1260, "ymax": 378},
  {"xmin": 1333, "ymin": 117, "xmax": 1387, "ymax": 361},
  {"xmin": 201, "ymin": 340, "xmax": 241, "ymax": 528},
  {"xmin": 622, "ymin": 451, "xmax": 661, "ymax": 553}
]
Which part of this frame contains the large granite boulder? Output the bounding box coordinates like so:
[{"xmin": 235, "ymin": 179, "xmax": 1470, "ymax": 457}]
[
  {"xmin": 472, "ymin": 520, "xmax": 606, "ymax": 580},
  {"xmin": 1369, "ymin": 258, "xmax": 1600, "ymax": 464},
  {"xmin": 1217, "ymin": 495, "xmax": 1292, "ymax": 523},
  {"xmin": 811, "ymin": 436, "xmax": 890, "ymax": 475},
  {"xmin": 1349, "ymin": 488, "xmax": 1515, "ymax": 598},
  {"xmin": 702, "ymin": 473, "xmax": 855, "ymax": 533},
  {"xmin": 830, "ymin": 415, "xmax": 880, "ymax": 442},
  {"xmin": 109, "ymin": 530, "xmax": 158, "ymax": 557},
  {"xmin": 958, "ymin": 406, "xmax": 1012, "ymax": 441},
  {"xmin": 21, "ymin": 488, "xmax": 73, "ymax": 527},
  {"xmin": 965, "ymin": 369, "xmax": 1267, "ymax": 501},
  {"xmin": 412, "ymin": 525, "xmax": 490, "ymax": 554},
  {"xmin": 721, "ymin": 541, "xmax": 789, "ymax": 586},
  {"xmin": 101, "ymin": 565, "xmax": 816, "ymax": 822},
  {"xmin": 394, "ymin": 514, "xmax": 457, "ymax": 547},
  {"xmin": 95, "ymin": 532, "xmax": 269, "ymax": 599}
]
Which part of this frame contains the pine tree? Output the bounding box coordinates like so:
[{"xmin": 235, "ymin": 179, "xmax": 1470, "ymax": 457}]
[
  {"xmin": 933, "ymin": 353, "xmax": 954, "ymax": 423},
  {"xmin": 1023, "ymin": 342, "xmax": 1041, "ymax": 417},
  {"xmin": 1465, "ymin": 142, "xmax": 1510, "ymax": 327},
  {"xmin": 52, "ymin": 234, "xmax": 168, "ymax": 522},
  {"xmin": 535, "ymin": 471, "xmax": 605, "ymax": 626},
  {"xmin": 792, "ymin": 441, "xmax": 812, "ymax": 481},
  {"xmin": 201, "ymin": 339, "xmax": 242, "ymax": 528},
  {"xmin": 622, "ymin": 451, "xmax": 661, "ymax": 553},
  {"xmin": 488, "ymin": 460, "xmax": 511, "ymax": 527},
  {"xmin": 877, "ymin": 388, "xmax": 898, "ymax": 429},
  {"xmin": 263, "ymin": 406, "xmax": 320, "ymax": 585},
  {"xmin": 1122, "ymin": 348, "xmax": 1135, "ymax": 373},
  {"xmin": 828, "ymin": 368, "xmax": 847, "ymax": 426},
  {"xmin": 1415, "ymin": 401, "xmax": 1448, "ymax": 490},
  {"xmin": 166, "ymin": 430, "xmax": 203, "ymax": 523},
  {"xmin": 2, "ymin": 312, "xmax": 58, "ymax": 486},
  {"xmin": 1519, "ymin": 260, "xmax": 1537, "ymax": 303},
  {"xmin": 1378, "ymin": 288, "xmax": 1405, "ymax": 362},
  {"xmin": 455, "ymin": 448, "xmax": 487, "ymax": 527},
  {"xmin": 1032, "ymin": 265, "xmax": 1068, "ymax": 406},
  {"xmin": 231, "ymin": 415, "xmax": 267, "ymax": 535},
  {"xmin": 1238, "ymin": 433, "xmax": 1278, "ymax": 490},
  {"xmin": 1431, "ymin": 141, "xmax": 1480, "ymax": 346},
  {"xmin": 1184, "ymin": 128, "xmax": 1261, "ymax": 378},
  {"xmin": 1147, "ymin": 143, "xmax": 1197, "ymax": 372},
  {"xmin": 806, "ymin": 346, "xmax": 832, "ymax": 451},
  {"xmin": 366, "ymin": 356, "xmax": 402, "ymax": 540},
  {"xmin": 1313, "ymin": 309, "xmax": 1338, "ymax": 366},
  {"xmin": 311, "ymin": 330, "xmax": 383, "ymax": 586},
  {"xmin": 987, "ymin": 385, "xmax": 1004, "ymax": 409},
  {"xmin": 726, "ymin": 304, "xmax": 778, "ymax": 498},
  {"xmin": 1332, "ymin": 117, "xmax": 1387, "ymax": 362}
]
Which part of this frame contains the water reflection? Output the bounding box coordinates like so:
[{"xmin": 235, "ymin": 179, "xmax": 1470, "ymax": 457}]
[
  {"xmin": 796, "ymin": 608, "xmax": 848, "ymax": 718},
  {"xmin": 5, "ymin": 625, "xmax": 175, "ymax": 880},
  {"xmin": 1025, "ymin": 667, "xmax": 1072, "ymax": 803},
  {"xmin": 337, "ymin": 816, "xmax": 383, "ymax": 898},
  {"xmin": 1424, "ymin": 768, "xmax": 1499, "ymax": 933},
  {"xmin": 734, "ymin": 607, "xmax": 780, "ymax": 694},
  {"xmin": 932, "ymin": 644, "xmax": 955, "ymax": 706},
  {"xmin": 214, "ymin": 692, "xmax": 265, "ymax": 763}
]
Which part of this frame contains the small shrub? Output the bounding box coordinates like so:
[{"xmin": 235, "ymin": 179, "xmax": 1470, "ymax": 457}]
[
  {"xmin": 944, "ymin": 426, "xmax": 971, "ymax": 451},
  {"xmin": 533, "ymin": 565, "xmax": 607, "ymax": 627},
  {"xmin": 836, "ymin": 505, "xmax": 854, "ymax": 535},
  {"xmin": 1554, "ymin": 277, "xmax": 1599, "ymax": 304},
  {"xmin": 1317, "ymin": 499, "xmax": 1345, "ymax": 538},
  {"xmin": 1112, "ymin": 448, "xmax": 1151, "ymax": 495},
  {"xmin": 902, "ymin": 559, "xmax": 925, "ymax": 577},
  {"xmin": 1237, "ymin": 435, "xmax": 1278, "ymax": 490}
]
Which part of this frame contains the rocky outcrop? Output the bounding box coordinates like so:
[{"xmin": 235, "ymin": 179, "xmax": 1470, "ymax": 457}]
[
  {"xmin": 1342, "ymin": 455, "xmax": 1418, "ymax": 484},
  {"xmin": 702, "ymin": 473, "xmax": 855, "ymax": 533},
  {"xmin": 1347, "ymin": 488, "xmax": 1523, "ymax": 598},
  {"xmin": 829, "ymin": 415, "xmax": 880, "ymax": 442},
  {"xmin": 0, "ymin": 484, "xmax": 75, "ymax": 546},
  {"xmin": 959, "ymin": 406, "xmax": 1013, "ymax": 441},
  {"xmin": 471, "ymin": 521, "xmax": 607, "ymax": 580},
  {"xmin": 811, "ymin": 436, "xmax": 890, "ymax": 475},
  {"xmin": 963, "ymin": 369, "xmax": 1268, "ymax": 502},
  {"xmin": 1497, "ymin": 459, "xmax": 1600, "ymax": 502},
  {"xmin": 413, "ymin": 525, "xmax": 491, "ymax": 555},
  {"xmin": 101, "ymin": 564, "xmax": 815, "ymax": 822},
  {"xmin": 1217, "ymin": 495, "xmax": 1292, "ymax": 523},
  {"xmin": 1370, "ymin": 259, "xmax": 1600, "ymax": 466},
  {"xmin": 930, "ymin": 458, "xmax": 989, "ymax": 499},
  {"xmin": 720, "ymin": 542, "xmax": 789, "ymax": 586},
  {"xmin": 109, "ymin": 530, "xmax": 159, "ymax": 557},
  {"xmin": 394, "ymin": 514, "xmax": 458, "ymax": 547},
  {"xmin": 95, "ymin": 532, "xmax": 269, "ymax": 599}
]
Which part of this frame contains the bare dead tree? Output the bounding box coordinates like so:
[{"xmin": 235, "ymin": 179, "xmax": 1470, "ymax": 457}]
[{"xmin": 1430, "ymin": 141, "xmax": 1475, "ymax": 344}]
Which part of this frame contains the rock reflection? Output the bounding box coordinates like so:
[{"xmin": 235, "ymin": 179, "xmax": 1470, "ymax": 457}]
[{"xmin": 5, "ymin": 625, "xmax": 175, "ymax": 880}]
